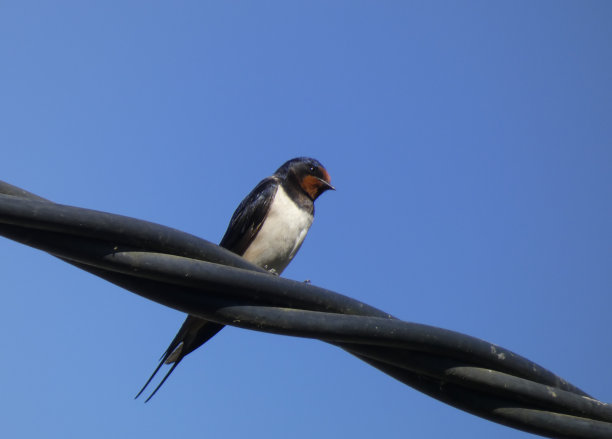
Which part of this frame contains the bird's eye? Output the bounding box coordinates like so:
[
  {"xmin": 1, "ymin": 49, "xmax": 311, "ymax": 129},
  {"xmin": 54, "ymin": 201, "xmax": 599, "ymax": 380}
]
[{"xmin": 309, "ymin": 165, "xmax": 318, "ymax": 173}]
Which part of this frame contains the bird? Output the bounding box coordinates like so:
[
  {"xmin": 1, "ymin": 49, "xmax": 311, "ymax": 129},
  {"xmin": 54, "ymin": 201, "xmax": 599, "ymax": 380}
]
[{"xmin": 136, "ymin": 157, "xmax": 334, "ymax": 401}]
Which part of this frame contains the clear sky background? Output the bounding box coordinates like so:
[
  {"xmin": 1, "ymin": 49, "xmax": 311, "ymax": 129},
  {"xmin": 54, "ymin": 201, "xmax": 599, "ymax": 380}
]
[{"xmin": 1, "ymin": 2, "xmax": 611, "ymax": 438}]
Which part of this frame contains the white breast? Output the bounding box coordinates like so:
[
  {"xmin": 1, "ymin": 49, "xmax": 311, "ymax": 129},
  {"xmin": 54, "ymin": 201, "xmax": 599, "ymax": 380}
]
[{"xmin": 241, "ymin": 185, "xmax": 314, "ymax": 274}]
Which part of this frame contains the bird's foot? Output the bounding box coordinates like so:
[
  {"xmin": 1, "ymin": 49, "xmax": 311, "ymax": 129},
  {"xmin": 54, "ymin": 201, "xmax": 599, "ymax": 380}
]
[{"xmin": 265, "ymin": 266, "xmax": 279, "ymax": 276}]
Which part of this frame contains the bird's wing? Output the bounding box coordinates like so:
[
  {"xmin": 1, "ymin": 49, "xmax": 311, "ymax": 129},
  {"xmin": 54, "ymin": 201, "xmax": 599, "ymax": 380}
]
[
  {"xmin": 136, "ymin": 177, "xmax": 279, "ymax": 401},
  {"xmin": 219, "ymin": 176, "xmax": 279, "ymax": 254}
]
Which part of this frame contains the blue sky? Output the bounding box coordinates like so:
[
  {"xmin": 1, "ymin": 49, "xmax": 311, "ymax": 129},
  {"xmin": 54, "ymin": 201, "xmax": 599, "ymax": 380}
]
[{"xmin": 1, "ymin": 2, "xmax": 611, "ymax": 438}]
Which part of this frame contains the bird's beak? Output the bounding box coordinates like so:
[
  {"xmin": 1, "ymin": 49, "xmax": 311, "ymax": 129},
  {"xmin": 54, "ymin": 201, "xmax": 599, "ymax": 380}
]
[{"xmin": 317, "ymin": 177, "xmax": 335, "ymax": 192}]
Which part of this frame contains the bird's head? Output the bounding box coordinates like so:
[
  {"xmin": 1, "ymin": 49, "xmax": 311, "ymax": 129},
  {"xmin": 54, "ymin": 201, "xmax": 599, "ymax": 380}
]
[{"xmin": 276, "ymin": 157, "xmax": 335, "ymax": 201}]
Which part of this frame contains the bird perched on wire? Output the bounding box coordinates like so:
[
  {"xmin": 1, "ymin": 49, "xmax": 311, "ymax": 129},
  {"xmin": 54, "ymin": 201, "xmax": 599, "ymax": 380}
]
[{"xmin": 136, "ymin": 157, "xmax": 334, "ymax": 401}]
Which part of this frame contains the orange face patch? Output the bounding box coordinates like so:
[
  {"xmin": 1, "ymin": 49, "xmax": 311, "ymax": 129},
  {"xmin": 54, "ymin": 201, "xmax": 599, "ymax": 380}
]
[
  {"xmin": 300, "ymin": 175, "xmax": 326, "ymax": 200},
  {"xmin": 321, "ymin": 168, "xmax": 331, "ymax": 186}
]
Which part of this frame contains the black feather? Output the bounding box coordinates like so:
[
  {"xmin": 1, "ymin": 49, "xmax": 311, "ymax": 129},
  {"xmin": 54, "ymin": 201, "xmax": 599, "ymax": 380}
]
[
  {"xmin": 219, "ymin": 176, "xmax": 279, "ymax": 254},
  {"xmin": 136, "ymin": 157, "xmax": 329, "ymax": 401},
  {"xmin": 136, "ymin": 178, "xmax": 280, "ymax": 400}
]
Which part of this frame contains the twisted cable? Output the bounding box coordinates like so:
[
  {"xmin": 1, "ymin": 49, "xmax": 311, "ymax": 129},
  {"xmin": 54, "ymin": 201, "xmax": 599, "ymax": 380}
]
[{"xmin": 0, "ymin": 180, "xmax": 610, "ymax": 439}]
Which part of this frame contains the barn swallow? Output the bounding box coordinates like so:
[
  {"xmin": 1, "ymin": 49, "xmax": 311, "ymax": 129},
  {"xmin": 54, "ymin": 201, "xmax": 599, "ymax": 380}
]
[{"xmin": 136, "ymin": 157, "xmax": 334, "ymax": 401}]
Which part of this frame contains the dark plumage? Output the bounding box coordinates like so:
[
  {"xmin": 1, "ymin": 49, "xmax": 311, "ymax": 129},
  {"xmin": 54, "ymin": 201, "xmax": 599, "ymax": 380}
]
[{"xmin": 136, "ymin": 157, "xmax": 333, "ymax": 401}]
